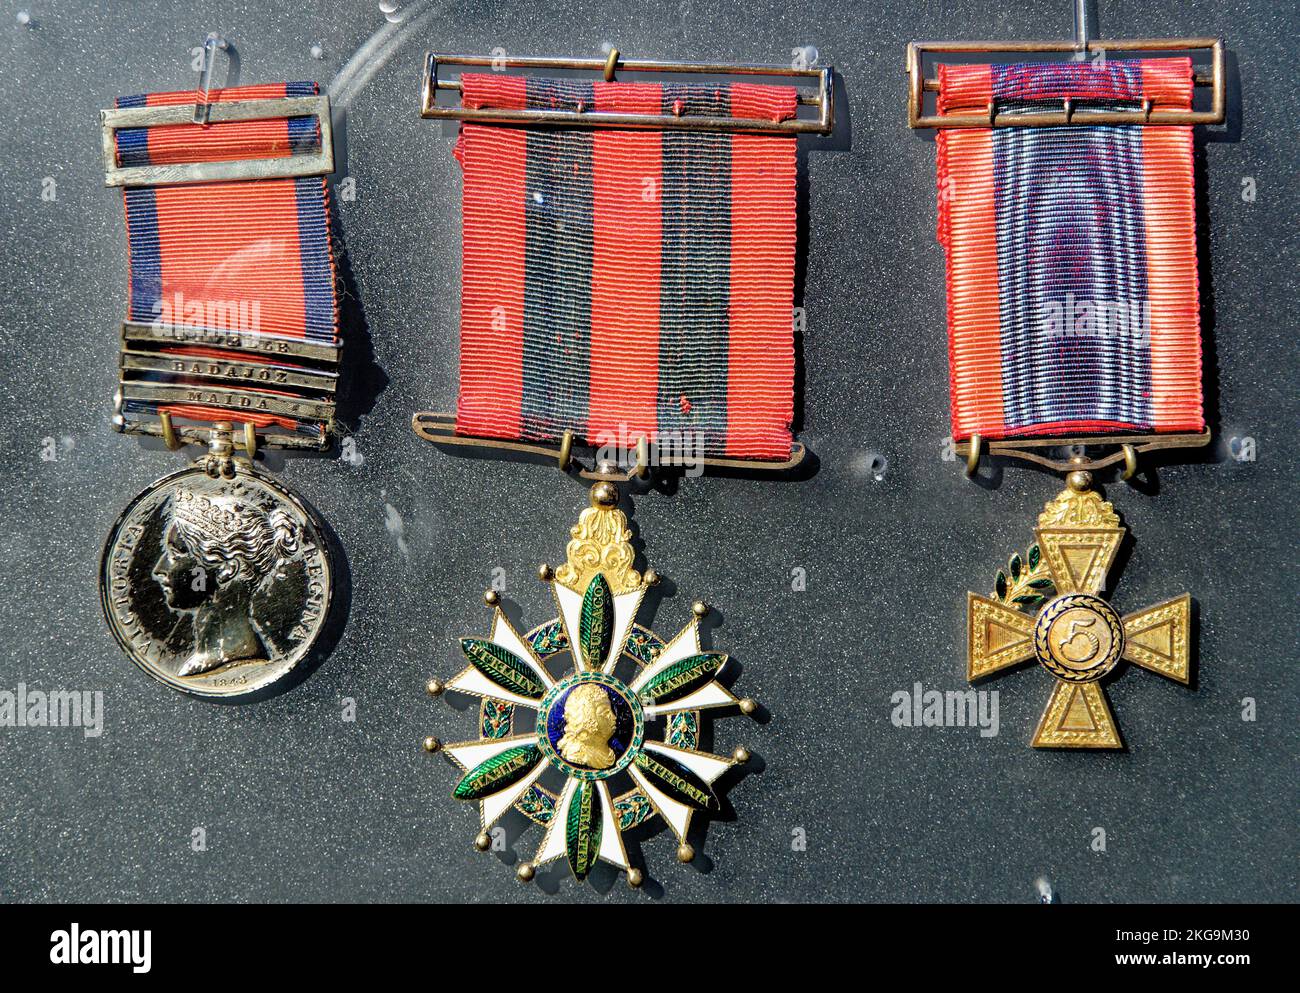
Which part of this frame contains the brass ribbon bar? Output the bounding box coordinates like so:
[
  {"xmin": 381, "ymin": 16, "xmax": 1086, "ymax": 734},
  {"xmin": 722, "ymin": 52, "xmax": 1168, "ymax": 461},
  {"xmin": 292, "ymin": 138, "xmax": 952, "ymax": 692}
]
[
  {"xmin": 907, "ymin": 37, "xmax": 1225, "ymax": 129},
  {"xmin": 412, "ymin": 412, "xmax": 807, "ymax": 476},
  {"xmin": 421, "ymin": 52, "xmax": 834, "ymax": 135},
  {"xmin": 959, "ymin": 430, "xmax": 1213, "ymax": 475}
]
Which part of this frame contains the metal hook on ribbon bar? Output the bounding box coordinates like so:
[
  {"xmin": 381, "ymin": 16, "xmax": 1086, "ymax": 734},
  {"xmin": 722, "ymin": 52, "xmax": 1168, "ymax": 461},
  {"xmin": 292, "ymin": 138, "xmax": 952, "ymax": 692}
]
[
  {"xmin": 421, "ymin": 51, "xmax": 834, "ymax": 134},
  {"xmin": 193, "ymin": 32, "xmax": 230, "ymax": 124},
  {"xmin": 1071, "ymin": 0, "xmax": 1093, "ymax": 61},
  {"xmin": 957, "ymin": 430, "xmax": 1212, "ymax": 479}
]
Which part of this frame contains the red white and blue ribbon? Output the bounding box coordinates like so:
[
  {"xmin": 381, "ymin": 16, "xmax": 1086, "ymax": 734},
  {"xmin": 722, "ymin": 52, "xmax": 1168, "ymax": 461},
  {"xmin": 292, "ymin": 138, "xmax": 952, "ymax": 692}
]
[
  {"xmin": 451, "ymin": 75, "xmax": 799, "ymax": 461},
  {"xmin": 936, "ymin": 59, "xmax": 1204, "ymax": 440},
  {"xmin": 114, "ymin": 82, "xmax": 338, "ymax": 439}
]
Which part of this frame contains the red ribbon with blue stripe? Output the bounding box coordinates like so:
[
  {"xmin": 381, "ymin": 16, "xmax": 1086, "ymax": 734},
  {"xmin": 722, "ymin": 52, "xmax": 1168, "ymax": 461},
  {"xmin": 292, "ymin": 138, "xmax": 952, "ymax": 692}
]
[
  {"xmin": 936, "ymin": 58, "xmax": 1205, "ymax": 441},
  {"xmin": 114, "ymin": 82, "xmax": 338, "ymax": 440}
]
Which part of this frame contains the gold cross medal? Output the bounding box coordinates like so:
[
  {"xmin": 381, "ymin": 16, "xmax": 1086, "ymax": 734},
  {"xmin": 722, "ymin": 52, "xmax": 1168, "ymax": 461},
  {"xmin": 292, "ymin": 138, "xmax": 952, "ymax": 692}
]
[
  {"xmin": 968, "ymin": 470, "xmax": 1190, "ymax": 748},
  {"xmin": 908, "ymin": 30, "xmax": 1227, "ymax": 747},
  {"xmin": 413, "ymin": 50, "xmax": 833, "ymax": 885}
]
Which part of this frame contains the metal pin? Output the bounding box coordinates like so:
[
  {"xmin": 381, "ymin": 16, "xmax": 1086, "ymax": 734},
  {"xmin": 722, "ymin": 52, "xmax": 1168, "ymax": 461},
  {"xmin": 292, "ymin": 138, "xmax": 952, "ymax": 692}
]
[
  {"xmin": 557, "ymin": 429, "xmax": 574, "ymax": 471},
  {"xmin": 965, "ymin": 433, "xmax": 982, "ymax": 477},
  {"xmin": 634, "ymin": 436, "xmax": 650, "ymax": 478},
  {"xmin": 1035, "ymin": 875, "xmax": 1055, "ymax": 904},
  {"xmin": 193, "ymin": 32, "xmax": 230, "ymax": 125},
  {"xmin": 1120, "ymin": 443, "xmax": 1138, "ymax": 481},
  {"xmin": 158, "ymin": 410, "xmax": 182, "ymax": 451},
  {"xmin": 1072, "ymin": 0, "xmax": 1092, "ymax": 61}
]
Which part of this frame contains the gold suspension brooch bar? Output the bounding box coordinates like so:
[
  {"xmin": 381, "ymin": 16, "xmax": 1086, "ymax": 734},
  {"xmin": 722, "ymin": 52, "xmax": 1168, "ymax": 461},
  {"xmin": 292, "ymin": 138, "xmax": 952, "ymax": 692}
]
[
  {"xmin": 421, "ymin": 51, "xmax": 834, "ymax": 135},
  {"xmin": 906, "ymin": 37, "xmax": 1225, "ymax": 130}
]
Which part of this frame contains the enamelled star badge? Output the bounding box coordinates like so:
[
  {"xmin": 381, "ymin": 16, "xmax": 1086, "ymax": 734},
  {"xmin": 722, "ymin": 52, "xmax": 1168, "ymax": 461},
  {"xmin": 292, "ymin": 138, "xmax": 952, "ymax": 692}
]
[
  {"xmin": 423, "ymin": 476, "xmax": 757, "ymax": 889},
  {"xmin": 967, "ymin": 468, "xmax": 1192, "ymax": 748}
]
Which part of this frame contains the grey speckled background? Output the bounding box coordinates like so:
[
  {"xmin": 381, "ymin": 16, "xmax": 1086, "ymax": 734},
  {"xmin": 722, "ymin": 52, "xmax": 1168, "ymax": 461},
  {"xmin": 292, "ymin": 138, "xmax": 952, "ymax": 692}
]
[{"xmin": 0, "ymin": 0, "xmax": 1295, "ymax": 903}]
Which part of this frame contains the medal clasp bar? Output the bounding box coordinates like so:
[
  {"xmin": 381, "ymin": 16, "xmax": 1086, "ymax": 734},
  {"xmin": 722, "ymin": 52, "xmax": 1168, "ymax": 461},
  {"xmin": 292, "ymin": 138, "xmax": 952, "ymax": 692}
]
[
  {"xmin": 958, "ymin": 430, "xmax": 1212, "ymax": 480},
  {"xmin": 101, "ymin": 94, "xmax": 334, "ymax": 187},
  {"xmin": 118, "ymin": 409, "xmax": 272, "ymax": 463},
  {"xmin": 114, "ymin": 320, "xmax": 340, "ymax": 454},
  {"xmin": 411, "ymin": 412, "xmax": 807, "ymax": 477},
  {"xmin": 906, "ymin": 36, "xmax": 1225, "ymax": 130},
  {"xmin": 421, "ymin": 51, "xmax": 834, "ymax": 135}
]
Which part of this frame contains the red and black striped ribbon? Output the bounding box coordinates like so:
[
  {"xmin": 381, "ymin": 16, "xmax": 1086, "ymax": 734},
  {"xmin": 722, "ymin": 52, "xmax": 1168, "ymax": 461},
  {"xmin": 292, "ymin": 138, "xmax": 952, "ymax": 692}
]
[{"xmin": 452, "ymin": 75, "xmax": 799, "ymax": 461}]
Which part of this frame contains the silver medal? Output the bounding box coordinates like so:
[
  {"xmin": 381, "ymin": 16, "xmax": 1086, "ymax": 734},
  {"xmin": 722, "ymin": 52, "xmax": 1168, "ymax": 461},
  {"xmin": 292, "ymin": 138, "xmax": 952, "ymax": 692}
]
[{"xmin": 100, "ymin": 459, "xmax": 332, "ymax": 699}]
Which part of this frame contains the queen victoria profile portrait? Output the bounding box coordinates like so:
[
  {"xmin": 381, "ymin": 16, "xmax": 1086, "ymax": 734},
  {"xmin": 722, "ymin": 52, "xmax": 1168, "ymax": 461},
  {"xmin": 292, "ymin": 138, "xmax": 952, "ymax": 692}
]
[
  {"xmin": 556, "ymin": 683, "xmax": 618, "ymax": 769},
  {"xmin": 151, "ymin": 485, "xmax": 305, "ymax": 677}
]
